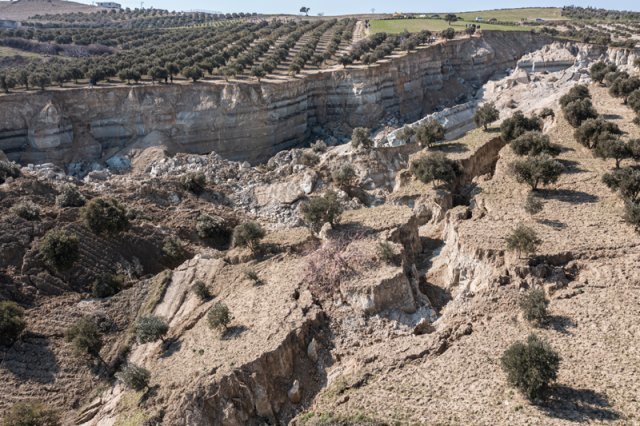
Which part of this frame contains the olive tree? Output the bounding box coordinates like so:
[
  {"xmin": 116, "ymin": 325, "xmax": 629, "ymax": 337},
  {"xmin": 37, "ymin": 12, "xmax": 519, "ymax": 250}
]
[
  {"xmin": 351, "ymin": 127, "xmax": 373, "ymax": 150},
  {"xmin": 510, "ymin": 155, "xmax": 564, "ymax": 191},
  {"xmin": 628, "ymin": 89, "xmax": 640, "ymax": 115},
  {"xmin": 332, "ymin": 164, "xmax": 358, "ymax": 189},
  {"xmin": 409, "ymin": 152, "xmax": 461, "ymax": 187},
  {"xmin": 192, "ymin": 280, "xmax": 211, "ymax": 301},
  {"xmin": 181, "ymin": 172, "xmax": 206, "ymax": 195},
  {"xmin": 501, "ymin": 334, "xmax": 560, "ymax": 401},
  {"xmin": 500, "ymin": 111, "xmax": 541, "ymax": 141},
  {"xmin": 441, "ymin": 28, "xmax": 455, "ymax": 40},
  {"xmin": 574, "ymin": 118, "xmax": 622, "ymax": 149},
  {"xmin": 166, "ymin": 62, "xmax": 180, "ymax": 82},
  {"xmin": 559, "ymin": 84, "xmax": 591, "ymax": 108},
  {"xmin": 0, "ymin": 301, "xmax": 26, "ymax": 346},
  {"xmin": 81, "ymin": 198, "xmax": 129, "ymax": 235},
  {"xmin": 519, "ymin": 288, "xmax": 548, "ymax": 326},
  {"xmin": 116, "ymin": 363, "xmax": 150, "ymax": 391},
  {"xmin": 135, "ymin": 315, "xmax": 169, "ymax": 344},
  {"xmin": 609, "ymin": 76, "xmax": 640, "ymax": 104},
  {"xmin": 300, "ymin": 190, "xmax": 343, "ymax": 233},
  {"xmin": 0, "ymin": 73, "xmax": 16, "ymax": 94},
  {"xmin": 149, "ymin": 66, "xmax": 169, "ymax": 84},
  {"xmin": 563, "ymin": 98, "xmax": 598, "ymax": 128},
  {"xmin": 623, "ymin": 201, "xmax": 640, "ymax": 230},
  {"xmin": 415, "ymin": 119, "xmax": 445, "ymax": 148},
  {"xmin": 251, "ymin": 65, "xmax": 267, "ymax": 82},
  {"xmin": 338, "ymin": 54, "xmax": 353, "ymax": 68},
  {"xmin": 28, "ymin": 73, "xmax": 50, "ymax": 91},
  {"xmin": 65, "ymin": 317, "xmax": 102, "ymax": 357},
  {"xmin": 473, "ymin": 102, "xmax": 499, "ymax": 130},
  {"xmin": 39, "ymin": 230, "xmax": 80, "ymax": 271},
  {"xmin": 602, "ymin": 167, "xmax": 640, "ymax": 202},
  {"xmin": 589, "ymin": 61, "xmax": 617, "ymax": 84},
  {"xmin": 207, "ymin": 302, "xmax": 231, "ymax": 331},
  {"xmin": 595, "ymin": 137, "xmax": 631, "ymax": 168},
  {"xmin": 511, "ymin": 131, "xmax": 560, "ymax": 157},
  {"xmin": 182, "ymin": 66, "xmax": 203, "ymax": 82},
  {"xmin": 506, "ymin": 223, "xmax": 541, "ymax": 257},
  {"xmin": 56, "ymin": 184, "xmax": 86, "ymax": 208},
  {"xmin": 232, "ymin": 221, "xmax": 265, "ymax": 253}
]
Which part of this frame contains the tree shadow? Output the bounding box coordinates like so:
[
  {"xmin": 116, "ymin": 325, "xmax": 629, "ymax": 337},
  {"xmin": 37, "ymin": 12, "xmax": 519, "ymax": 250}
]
[
  {"xmin": 334, "ymin": 222, "xmax": 378, "ymax": 239},
  {"xmin": 537, "ymin": 219, "xmax": 567, "ymax": 229},
  {"xmin": 200, "ymin": 233, "xmax": 232, "ymax": 251},
  {"xmin": 543, "ymin": 315, "xmax": 577, "ymax": 335},
  {"xmin": 419, "ymin": 279, "xmax": 452, "ymax": 314},
  {"xmin": 432, "ymin": 142, "xmax": 469, "ymax": 154},
  {"xmin": 221, "ymin": 325, "xmax": 248, "ymax": 341},
  {"xmin": 139, "ymin": 384, "xmax": 160, "ymax": 407},
  {"xmin": 200, "ymin": 189, "xmax": 232, "ymax": 207},
  {"xmin": 89, "ymin": 354, "xmax": 113, "ymax": 378},
  {"xmin": 557, "ymin": 159, "xmax": 587, "ymax": 174},
  {"xmin": 601, "ymin": 114, "xmax": 622, "ymax": 120},
  {"xmin": 160, "ymin": 337, "xmax": 182, "ymax": 359},
  {"xmin": 1, "ymin": 333, "xmax": 59, "ymax": 384},
  {"xmin": 539, "ymin": 385, "xmax": 620, "ymax": 422},
  {"xmin": 540, "ymin": 189, "xmax": 599, "ymax": 204},
  {"xmin": 256, "ymin": 242, "xmax": 283, "ymax": 260}
]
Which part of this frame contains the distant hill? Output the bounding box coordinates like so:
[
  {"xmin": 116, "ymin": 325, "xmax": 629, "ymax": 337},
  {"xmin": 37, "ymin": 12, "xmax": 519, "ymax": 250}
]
[{"xmin": 0, "ymin": 0, "xmax": 101, "ymax": 21}]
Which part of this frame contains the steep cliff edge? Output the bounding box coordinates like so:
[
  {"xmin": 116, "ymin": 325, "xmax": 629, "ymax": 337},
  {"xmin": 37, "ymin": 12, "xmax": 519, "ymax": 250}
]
[{"xmin": 0, "ymin": 32, "xmax": 550, "ymax": 166}]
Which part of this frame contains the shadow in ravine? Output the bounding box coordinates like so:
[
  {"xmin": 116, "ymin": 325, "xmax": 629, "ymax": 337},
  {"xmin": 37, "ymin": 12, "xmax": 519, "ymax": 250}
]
[{"xmin": 1, "ymin": 333, "xmax": 59, "ymax": 384}]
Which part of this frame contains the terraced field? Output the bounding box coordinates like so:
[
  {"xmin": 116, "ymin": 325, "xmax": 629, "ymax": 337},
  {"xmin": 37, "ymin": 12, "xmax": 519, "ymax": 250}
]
[{"xmin": 0, "ymin": 16, "xmax": 363, "ymax": 89}]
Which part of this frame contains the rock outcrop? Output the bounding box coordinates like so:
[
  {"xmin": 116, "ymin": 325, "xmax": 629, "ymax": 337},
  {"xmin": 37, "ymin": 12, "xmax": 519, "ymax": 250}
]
[
  {"xmin": 517, "ymin": 41, "xmax": 640, "ymax": 72},
  {"xmin": 0, "ymin": 32, "xmax": 550, "ymax": 166}
]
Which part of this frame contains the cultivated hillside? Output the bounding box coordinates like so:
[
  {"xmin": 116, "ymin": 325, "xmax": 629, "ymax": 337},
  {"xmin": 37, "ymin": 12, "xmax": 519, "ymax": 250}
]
[{"xmin": 0, "ymin": 0, "xmax": 99, "ymax": 21}]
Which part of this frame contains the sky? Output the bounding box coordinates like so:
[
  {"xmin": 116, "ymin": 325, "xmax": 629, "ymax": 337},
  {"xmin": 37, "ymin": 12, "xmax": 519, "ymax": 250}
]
[{"xmin": 87, "ymin": 1, "xmax": 640, "ymax": 15}]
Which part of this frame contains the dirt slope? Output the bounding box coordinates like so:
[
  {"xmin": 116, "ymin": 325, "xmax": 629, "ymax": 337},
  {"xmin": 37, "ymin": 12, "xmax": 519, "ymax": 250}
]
[
  {"xmin": 304, "ymin": 84, "xmax": 640, "ymax": 424},
  {"xmin": 0, "ymin": 0, "xmax": 99, "ymax": 20}
]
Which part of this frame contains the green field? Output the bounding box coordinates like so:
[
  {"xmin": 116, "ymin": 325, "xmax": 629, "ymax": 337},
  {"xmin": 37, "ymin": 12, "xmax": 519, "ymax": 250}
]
[
  {"xmin": 370, "ymin": 7, "xmax": 568, "ymax": 35},
  {"xmin": 370, "ymin": 18, "xmax": 530, "ymax": 34},
  {"xmin": 455, "ymin": 7, "xmax": 565, "ymax": 22}
]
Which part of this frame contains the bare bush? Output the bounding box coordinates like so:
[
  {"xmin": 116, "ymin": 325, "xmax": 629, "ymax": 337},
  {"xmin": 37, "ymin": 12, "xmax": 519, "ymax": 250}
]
[{"xmin": 304, "ymin": 237, "xmax": 371, "ymax": 297}]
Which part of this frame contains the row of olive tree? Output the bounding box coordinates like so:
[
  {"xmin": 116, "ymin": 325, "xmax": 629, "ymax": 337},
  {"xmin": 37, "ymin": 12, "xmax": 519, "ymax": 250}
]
[
  {"xmin": 0, "ymin": 18, "xmax": 356, "ymax": 92},
  {"xmin": 564, "ymin": 73, "xmax": 640, "ymax": 230}
]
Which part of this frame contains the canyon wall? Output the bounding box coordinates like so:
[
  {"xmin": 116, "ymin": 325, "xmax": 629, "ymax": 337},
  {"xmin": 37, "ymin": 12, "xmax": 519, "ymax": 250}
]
[{"xmin": 0, "ymin": 31, "xmax": 550, "ymax": 165}]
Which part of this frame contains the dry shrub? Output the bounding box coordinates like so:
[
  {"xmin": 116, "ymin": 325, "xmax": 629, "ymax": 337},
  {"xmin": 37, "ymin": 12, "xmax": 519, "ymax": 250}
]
[{"xmin": 304, "ymin": 236, "xmax": 371, "ymax": 297}]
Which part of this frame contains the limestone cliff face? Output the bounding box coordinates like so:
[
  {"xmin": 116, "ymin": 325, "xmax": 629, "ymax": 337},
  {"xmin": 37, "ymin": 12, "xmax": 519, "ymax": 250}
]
[
  {"xmin": 0, "ymin": 32, "xmax": 549, "ymax": 165},
  {"xmin": 517, "ymin": 41, "xmax": 640, "ymax": 72}
]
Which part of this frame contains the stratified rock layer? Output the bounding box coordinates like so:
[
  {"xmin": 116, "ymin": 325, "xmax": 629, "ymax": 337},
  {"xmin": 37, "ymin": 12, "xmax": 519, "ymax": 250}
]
[{"xmin": 0, "ymin": 32, "xmax": 549, "ymax": 165}]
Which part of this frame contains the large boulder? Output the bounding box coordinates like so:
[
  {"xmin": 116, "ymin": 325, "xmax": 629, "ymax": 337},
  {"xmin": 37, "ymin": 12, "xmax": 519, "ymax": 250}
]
[{"xmin": 340, "ymin": 264, "xmax": 416, "ymax": 315}]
